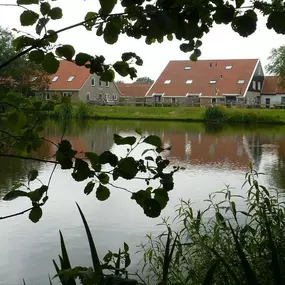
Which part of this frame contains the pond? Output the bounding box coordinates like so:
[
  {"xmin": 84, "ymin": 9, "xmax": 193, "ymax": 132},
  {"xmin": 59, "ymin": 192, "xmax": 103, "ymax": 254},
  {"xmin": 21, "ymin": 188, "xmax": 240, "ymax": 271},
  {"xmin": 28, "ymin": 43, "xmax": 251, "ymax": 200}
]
[{"xmin": 1, "ymin": 119, "xmax": 285, "ymax": 285}]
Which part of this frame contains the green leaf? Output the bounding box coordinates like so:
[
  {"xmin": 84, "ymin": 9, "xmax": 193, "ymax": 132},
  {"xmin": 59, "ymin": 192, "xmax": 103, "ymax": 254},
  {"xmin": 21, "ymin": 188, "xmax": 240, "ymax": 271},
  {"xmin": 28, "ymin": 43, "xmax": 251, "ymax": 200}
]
[
  {"xmin": 154, "ymin": 188, "xmax": 169, "ymax": 209},
  {"xmin": 13, "ymin": 36, "xmax": 36, "ymax": 51},
  {"xmin": 56, "ymin": 140, "xmax": 77, "ymax": 169},
  {"xmin": 85, "ymin": 152, "xmax": 101, "ymax": 171},
  {"xmin": 20, "ymin": 10, "xmax": 39, "ymax": 26},
  {"xmin": 113, "ymin": 61, "xmax": 129, "ymax": 77},
  {"xmin": 267, "ymin": 11, "xmax": 285, "ymax": 35},
  {"xmin": 100, "ymin": 69, "xmax": 115, "ymax": 82},
  {"xmin": 131, "ymin": 189, "xmax": 151, "ymax": 208},
  {"xmin": 3, "ymin": 190, "xmax": 29, "ymax": 201},
  {"xmin": 84, "ymin": 181, "xmax": 95, "ymax": 195},
  {"xmin": 99, "ymin": 151, "xmax": 118, "ymax": 167},
  {"xmin": 17, "ymin": 0, "xmax": 39, "ymax": 4},
  {"xmin": 99, "ymin": 0, "xmax": 117, "ymax": 15},
  {"xmin": 28, "ymin": 169, "xmax": 38, "ymax": 182},
  {"xmin": 213, "ymin": 5, "xmax": 235, "ymax": 25},
  {"xmin": 143, "ymin": 135, "xmax": 162, "ymax": 148},
  {"xmin": 29, "ymin": 50, "xmax": 45, "ymax": 64},
  {"xmin": 96, "ymin": 184, "xmax": 110, "ymax": 201},
  {"xmin": 84, "ymin": 12, "xmax": 98, "ymax": 31},
  {"xmin": 167, "ymin": 34, "xmax": 173, "ymax": 41},
  {"xmin": 143, "ymin": 198, "xmax": 161, "ymax": 218},
  {"xmin": 36, "ymin": 17, "xmax": 50, "ymax": 35},
  {"xmin": 203, "ymin": 260, "xmax": 219, "ymax": 285},
  {"xmin": 124, "ymin": 242, "xmax": 129, "ymax": 252},
  {"xmin": 46, "ymin": 30, "xmax": 58, "ymax": 43},
  {"xmin": 42, "ymin": 53, "xmax": 60, "ymax": 74},
  {"xmin": 29, "ymin": 206, "xmax": 43, "ymax": 223},
  {"xmin": 75, "ymin": 53, "xmax": 91, "ymax": 66},
  {"xmin": 232, "ymin": 10, "xmax": 257, "ymax": 37},
  {"xmin": 56, "ymin": 45, "xmax": 75, "ymax": 61},
  {"xmin": 72, "ymin": 159, "xmax": 93, "ymax": 182},
  {"xmin": 29, "ymin": 185, "xmax": 48, "ymax": 202},
  {"xmin": 114, "ymin": 134, "xmax": 136, "ymax": 145},
  {"xmin": 98, "ymin": 173, "xmax": 109, "ymax": 185},
  {"xmin": 48, "ymin": 7, "xmax": 63, "ymax": 20},
  {"xmin": 118, "ymin": 157, "xmax": 138, "ymax": 179},
  {"xmin": 104, "ymin": 21, "xmax": 119, "ymax": 44},
  {"xmin": 40, "ymin": 2, "xmax": 51, "ymax": 16}
]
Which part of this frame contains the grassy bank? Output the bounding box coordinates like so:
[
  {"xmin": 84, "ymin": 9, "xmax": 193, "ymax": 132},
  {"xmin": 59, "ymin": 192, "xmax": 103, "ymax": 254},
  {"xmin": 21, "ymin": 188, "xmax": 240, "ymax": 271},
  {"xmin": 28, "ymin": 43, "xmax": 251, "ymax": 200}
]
[{"xmin": 49, "ymin": 103, "xmax": 285, "ymax": 124}]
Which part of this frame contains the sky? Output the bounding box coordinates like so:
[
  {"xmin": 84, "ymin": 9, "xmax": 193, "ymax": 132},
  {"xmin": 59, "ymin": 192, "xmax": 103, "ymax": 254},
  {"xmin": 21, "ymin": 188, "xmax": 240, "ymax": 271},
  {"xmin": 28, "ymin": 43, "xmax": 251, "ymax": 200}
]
[{"xmin": 0, "ymin": 0, "xmax": 284, "ymax": 82}]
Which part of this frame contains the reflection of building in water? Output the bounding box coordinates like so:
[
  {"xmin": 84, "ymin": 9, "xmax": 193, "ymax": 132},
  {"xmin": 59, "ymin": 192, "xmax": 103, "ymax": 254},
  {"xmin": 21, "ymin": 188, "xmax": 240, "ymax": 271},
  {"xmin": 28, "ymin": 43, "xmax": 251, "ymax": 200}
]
[{"xmin": 162, "ymin": 131, "xmax": 253, "ymax": 169}]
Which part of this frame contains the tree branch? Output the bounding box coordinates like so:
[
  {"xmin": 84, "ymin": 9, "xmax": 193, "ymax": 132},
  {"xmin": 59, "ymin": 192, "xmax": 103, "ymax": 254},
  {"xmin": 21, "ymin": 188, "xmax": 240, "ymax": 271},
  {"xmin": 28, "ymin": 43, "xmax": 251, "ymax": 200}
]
[
  {"xmin": 0, "ymin": 207, "xmax": 33, "ymax": 221},
  {"xmin": 0, "ymin": 154, "xmax": 57, "ymax": 164}
]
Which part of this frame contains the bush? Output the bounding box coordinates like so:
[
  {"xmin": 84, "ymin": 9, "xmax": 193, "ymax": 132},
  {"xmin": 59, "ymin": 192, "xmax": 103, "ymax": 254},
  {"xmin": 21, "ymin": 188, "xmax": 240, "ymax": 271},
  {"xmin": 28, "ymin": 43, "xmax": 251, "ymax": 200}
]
[
  {"xmin": 140, "ymin": 168, "xmax": 285, "ymax": 285},
  {"xmin": 203, "ymin": 106, "xmax": 227, "ymax": 122}
]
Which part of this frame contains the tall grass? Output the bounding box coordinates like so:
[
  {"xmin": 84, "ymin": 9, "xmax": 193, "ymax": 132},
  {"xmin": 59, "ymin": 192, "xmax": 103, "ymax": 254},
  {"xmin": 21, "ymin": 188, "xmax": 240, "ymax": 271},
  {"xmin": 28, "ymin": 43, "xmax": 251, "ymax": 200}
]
[
  {"xmin": 49, "ymin": 102, "xmax": 91, "ymax": 119},
  {"xmin": 140, "ymin": 167, "xmax": 285, "ymax": 285}
]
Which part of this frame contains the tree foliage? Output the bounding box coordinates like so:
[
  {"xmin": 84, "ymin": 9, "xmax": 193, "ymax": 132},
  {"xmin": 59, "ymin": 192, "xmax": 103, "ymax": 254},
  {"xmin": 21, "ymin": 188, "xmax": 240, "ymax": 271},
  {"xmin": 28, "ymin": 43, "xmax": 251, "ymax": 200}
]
[
  {"xmin": 0, "ymin": 27, "xmax": 49, "ymax": 95},
  {"xmin": 266, "ymin": 45, "xmax": 285, "ymax": 87},
  {"xmin": 134, "ymin": 77, "xmax": 154, "ymax": 84},
  {"xmin": 2, "ymin": 0, "xmax": 285, "ymax": 81}
]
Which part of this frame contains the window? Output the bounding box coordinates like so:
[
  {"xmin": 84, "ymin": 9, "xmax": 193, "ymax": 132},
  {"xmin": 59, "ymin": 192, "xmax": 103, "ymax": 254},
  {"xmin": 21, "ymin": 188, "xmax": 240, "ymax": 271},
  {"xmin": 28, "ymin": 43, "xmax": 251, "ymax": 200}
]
[
  {"xmin": 67, "ymin": 76, "xmax": 75, "ymax": 82},
  {"xmin": 164, "ymin": 80, "xmax": 171, "ymax": 84},
  {"xmin": 220, "ymin": 75, "xmax": 223, "ymax": 79},
  {"xmin": 225, "ymin": 65, "xmax": 232, "ymax": 70},
  {"xmin": 209, "ymin": 80, "xmax": 216, "ymax": 84},
  {"xmin": 106, "ymin": 81, "xmax": 109, "ymax": 87},
  {"xmin": 43, "ymin": 92, "xmax": 50, "ymax": 100},
  {"xmin": 282, "ymin": 97, "xmax": 285, "ymax": 105},
  {"xmin": 52, "ymin": 76, "xmax": 59, "ymax": 82},
  {"xmin": 63, "ymin": 92, "xmax": 72, "ymax": 97},
  {"xmin": 252, "ymin": 80, "xmax": 256, "ymax": 89},
  {"xmin": 99, "ymin": 93, "xmax": 102, "ymax": 99},
  {"xmin": 87, "ymin": 93, "xmax": 90, "ymax": 101},
  {"xmin": 171, "ymin": 97, "xmax": 176, "ymax": 104},
  {"xmin": 186, "ymin": 80, "xmax": 193, "ymax": 84},
  {"xmin": 105, "ymin": 93, "xmax": 109, "ymax": 99},
  {"xmin": 238, "ymin": 80, "xmax": 245, "ymax": 84},
  {"xmin": 209, "ymin": 63, "xmax": 213, "ymax": 68},
  {"xmin": 113, "ymin": 94, "xmax": 117, "ymax": 100},
  {"xmin": 99, "ymin": 79, "xmax": 103, "ymax": 87},
  {"xmin": 184, "ymin": 66, "xmax": 191, "ymax": 70},
  {"xmin": 91, "ymin": 78, "xmax": 95, "ymax": 86},
  {"xmin": 257, "ymin": 81, "xmax": 261, "ymax": 90}
]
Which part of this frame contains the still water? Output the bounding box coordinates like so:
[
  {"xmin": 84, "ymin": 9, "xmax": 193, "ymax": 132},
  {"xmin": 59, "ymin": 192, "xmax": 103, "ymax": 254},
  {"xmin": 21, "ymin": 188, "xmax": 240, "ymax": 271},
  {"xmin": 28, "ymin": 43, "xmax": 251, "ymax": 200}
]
[{"xmin": 0, "ymin": 120, "xmax": 285, "ymax": 285}]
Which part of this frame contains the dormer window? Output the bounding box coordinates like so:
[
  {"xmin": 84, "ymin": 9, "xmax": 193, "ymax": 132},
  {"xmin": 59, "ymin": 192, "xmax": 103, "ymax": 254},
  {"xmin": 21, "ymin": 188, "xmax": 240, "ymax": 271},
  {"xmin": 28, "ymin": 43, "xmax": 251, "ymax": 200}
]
[
  {"xmin": 52, "ymin": 76, "xmax": 59, "ymax": 82},
  {"xmin": 164, "ymin": 80, "xmax": 171, "ymax": 84},
  {"xmin": 186, "ymin": 80, "xmax": 193, "ymax": 84},
  {"xmin": 91, "ymin": 78, "xmax": 95, "ymax": 86},
  {"xmin": 257, "ymin": 81, "xmax": 261, "ymax": 90},
  {"xmin": 209, "ymin": 80, "xmax": 216, "ymax": 84},
  {"xmin": 238, "ymin": 80, "xmax": 245, "ymax": 84},
  {"xmin": 184, "ymin": 66, "xmax": 191, "ymax": 70},
  {"xmin": 252, "ymin": 80, "xmax": 256, "ymax": 89},
  {"xmin": 225, "ymin": 65, "xmax": 232, "ymax": 70},
  {"xmin": 67, "ymin": 76, "xmax": 75, "ymax": 82}
]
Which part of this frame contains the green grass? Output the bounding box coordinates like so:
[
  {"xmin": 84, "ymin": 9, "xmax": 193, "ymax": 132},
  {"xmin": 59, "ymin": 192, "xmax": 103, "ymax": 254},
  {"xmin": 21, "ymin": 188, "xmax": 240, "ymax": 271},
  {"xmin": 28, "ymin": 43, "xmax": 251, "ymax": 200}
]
[{"xmin": 49, "ymin": 103, "xmax": 285, "ymax": 124}]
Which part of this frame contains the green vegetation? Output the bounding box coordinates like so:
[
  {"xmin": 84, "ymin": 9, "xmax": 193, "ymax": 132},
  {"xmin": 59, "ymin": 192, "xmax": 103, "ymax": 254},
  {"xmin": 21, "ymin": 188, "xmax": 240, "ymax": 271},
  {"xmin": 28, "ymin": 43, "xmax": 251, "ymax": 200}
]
[
  {"xmin": 140, "ymin": 168, "xmax": 285, "ymax": 285},
  {"xmin": 49, "ymin": 103, "xmax": 285, "ymax": 124}
]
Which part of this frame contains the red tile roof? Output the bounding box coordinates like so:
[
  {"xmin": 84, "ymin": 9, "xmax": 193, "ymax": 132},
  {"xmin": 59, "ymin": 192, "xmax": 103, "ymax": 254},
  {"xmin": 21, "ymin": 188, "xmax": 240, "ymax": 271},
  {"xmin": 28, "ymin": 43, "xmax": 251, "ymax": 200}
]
[
  {"xmin": 48, "ymin": 60, "xmax": 90, "ymax": 90},
  {"xmin": 262, "ymin": 76, "xmax": 285, "ymax": 94},
  {"xmin": 146, "ymin": 59, "xmax": 259, "ymax": 97},
  {"xmin": 117, "ymin": 83, "xmax": 152, "ymax": 97}
]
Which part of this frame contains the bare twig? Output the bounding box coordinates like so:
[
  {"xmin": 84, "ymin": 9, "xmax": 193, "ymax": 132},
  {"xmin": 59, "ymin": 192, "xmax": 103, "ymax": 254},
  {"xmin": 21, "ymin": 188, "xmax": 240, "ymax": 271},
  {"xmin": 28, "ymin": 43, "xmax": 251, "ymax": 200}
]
[
  {"xmin": 0, "ymin": 207, "xmax": 33, "ymax": 221},
  {"xmin": 0, "ymin": 154, "xmax": 57, "ymax": 164}
]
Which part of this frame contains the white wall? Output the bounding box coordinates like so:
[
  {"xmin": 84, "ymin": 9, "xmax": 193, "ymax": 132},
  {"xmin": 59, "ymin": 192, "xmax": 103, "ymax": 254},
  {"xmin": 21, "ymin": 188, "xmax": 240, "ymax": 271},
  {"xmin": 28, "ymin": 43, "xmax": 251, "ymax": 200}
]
[{"xmin": 260, "ymin": 94, "xmax": 285, "ymax": 105}]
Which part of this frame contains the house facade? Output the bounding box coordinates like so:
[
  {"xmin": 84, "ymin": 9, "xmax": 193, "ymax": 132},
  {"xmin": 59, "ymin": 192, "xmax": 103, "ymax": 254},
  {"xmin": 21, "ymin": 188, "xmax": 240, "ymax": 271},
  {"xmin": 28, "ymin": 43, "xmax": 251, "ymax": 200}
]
[
  {"xmin": 260, "ymin": 76, "xmax": 285, "ymax": 106},
  {"xmin": 117, "ymin": 83, "xmax": 152, "ymax": 105},
  {"xmin": 145, "ymin": 59, "xmax": 264, "ymax": 106},
  {"xmin": 41, "ymin": 61, "xmax": 120, "ymax": 104}
]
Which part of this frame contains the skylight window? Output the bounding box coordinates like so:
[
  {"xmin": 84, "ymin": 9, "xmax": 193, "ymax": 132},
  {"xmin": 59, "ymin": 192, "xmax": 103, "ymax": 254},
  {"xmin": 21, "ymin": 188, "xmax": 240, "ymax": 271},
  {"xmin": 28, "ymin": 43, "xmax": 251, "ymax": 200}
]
[
  {"xmin": 209, "ymin": 80, "xmax": 216, "ymax": 84},
  {"xmin": 164, "ymin": 80, "xmax": 171, "ymax": 84},
  {"xmin": 52, "ymin": 76, "xmax": 59, "ymax": 82},
  {"xmin": 67, "ymin": 76, "xmax": 75, "ymax": 82},
  {"xmin": 238, "ymin": 80, "xmax": 245, "ymax": 84},
  {"xmin": 225, "ymin": 65, "xmax": 232, "ymax": 70},
  {"xmin": 186, "ymin": 80, "xmax": 193, "ymax": 84},
  {"xmin": 184, "ymin": 66, "xmax": 191, "ymax": 70}
]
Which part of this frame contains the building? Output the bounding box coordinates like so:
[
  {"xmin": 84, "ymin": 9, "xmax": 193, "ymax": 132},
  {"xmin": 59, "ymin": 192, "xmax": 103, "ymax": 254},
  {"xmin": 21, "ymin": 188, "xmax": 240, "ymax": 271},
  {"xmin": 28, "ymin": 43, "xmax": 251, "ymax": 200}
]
[
  {"xmin": 145, "ymin": 59, "xmax": 264, "ymax": 106},
  {"xmin": 261, "ymin": 76, "xmax": 285, "ymax": 106},
  {"xmin": 41, "ymin": 61, "xmax": 120, "ymax": 104},
  {"xmin": 117, "ymin": 83, "xmax": 152, "ymax": 105}
]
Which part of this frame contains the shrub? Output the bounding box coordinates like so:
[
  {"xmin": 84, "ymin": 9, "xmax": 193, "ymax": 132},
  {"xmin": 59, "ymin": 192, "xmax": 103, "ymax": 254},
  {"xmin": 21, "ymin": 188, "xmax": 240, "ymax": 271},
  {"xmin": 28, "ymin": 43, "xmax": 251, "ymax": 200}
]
[
  {"xmin": 203, "ymin": 106, "xmax": 227, "ymax": 122},
  {"xmin": 140, "ymin": 168, "xmax": 285, "ymax": 285}
]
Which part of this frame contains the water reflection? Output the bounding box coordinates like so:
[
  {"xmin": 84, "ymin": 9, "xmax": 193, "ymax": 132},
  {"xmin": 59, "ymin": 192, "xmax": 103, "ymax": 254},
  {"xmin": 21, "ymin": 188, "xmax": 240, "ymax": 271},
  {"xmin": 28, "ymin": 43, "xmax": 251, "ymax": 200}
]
[{"xmin": 1, "ymin": 120, "xmax": 285, "ymax": 284}]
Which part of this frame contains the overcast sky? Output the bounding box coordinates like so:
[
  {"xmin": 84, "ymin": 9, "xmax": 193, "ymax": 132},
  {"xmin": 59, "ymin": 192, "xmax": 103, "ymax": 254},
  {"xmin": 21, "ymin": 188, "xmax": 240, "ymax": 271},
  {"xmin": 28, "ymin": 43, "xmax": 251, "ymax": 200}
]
[{"xmin": 0, "ymin": 0, "xmax": 284, "ymax": 82}]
